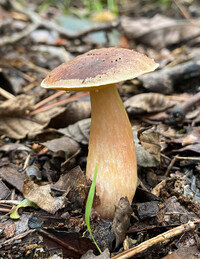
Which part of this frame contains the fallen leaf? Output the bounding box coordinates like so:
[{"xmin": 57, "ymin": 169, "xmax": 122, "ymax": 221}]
[
  {"xmin": 0, "ymin": 94, "xmax": 69, "ymax": 139},
  {"xmin": 121, "ymin": 15, "xmax": 200, "ymax": 49},
  {"xmin": 171, "ymin": 143, "xmax": 200, "ymax": 154},
  {"xmin": 40, "ymin": 228, "xmax": 98, "ymax": 259},
  {"xmin": 124, "ymin": 93, "xmax": 175, "ymax": 115},
  {"xmin": 48, "ymin": 101, "xmax": 91, "ymax": 129},
  {"xmin": 58, "ymin": 118, "xmax": 90, "ymax": 145},
  {"xmin": 42, "ymin": 136, "xmax": 80, "ymax": 159},
  {"xmin": 0, "ymin": 165, "xmax": 25, "ymax": 193},
  {"xmin": 53, "ymin": 166, "xmax": 87, "ymax": 194},
  {"xmin": 172, "ymin": 128, "xmax": 200, "ymax": 146},
  {"xmin": 138, "ymin": 128, "xmax": 161, "ymax": 162},
  {"xmin": 0, "ymin": 94, "xmax": 34, "ymax": 117},
  {"xmin": 0, "ymin": 180, "xmax": 11, "ymax": 199},
  {"xmin": 162, "ymin": 246, "xmax": 200, "ymax": 259},
  {"xmin": 23, "ymin": 180, "xmax": 66, "ymax": 214},
  {"xmin": 112, "ymin": 197, "xmax": 132, "ymax": 249},
  {"xmin": 0, "ymin": 143, "xmax": 31, "ymax": 153}
]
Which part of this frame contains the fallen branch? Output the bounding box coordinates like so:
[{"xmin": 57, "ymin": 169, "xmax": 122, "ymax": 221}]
[{"xmin": 112, "ymin": 221, "xmax": 199, "ymax": 259}]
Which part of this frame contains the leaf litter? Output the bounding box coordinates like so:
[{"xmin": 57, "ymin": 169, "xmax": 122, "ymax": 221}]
[{"xmin": 0, "ymin": 0, "xmax": 200, "ymax": 258}]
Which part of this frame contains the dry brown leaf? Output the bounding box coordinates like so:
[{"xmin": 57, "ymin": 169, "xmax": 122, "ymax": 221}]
[
  {"xmin": 112, "ymin": 197, "xmax": 132, "ymax": 249},
  {"xmin": 138, "ymin": 128, "xmax": 161, "ymax": 162},
  {"xmin": 48, "ymin": 101, "xmax": 91, "ymax": 129},
  {"xmin": 172, "ymin": 127, "xmax": 200, "ymax": 146},
  {"xmin": 171, "ymin": 143, "xmax": 200, "ymax": 154},
  {"xmin": 121, "ymin": 15, "xmax": 200, "ymax": 49},
  {"xmin": 0, "ymin": 94, "xmax": 34, "ymax": 116},
  {"xmin": 0, "ymin": 93, "xmax": 66, "ymax": 139},
  {"xmin": 23, "ymin": 180, "xmax": 66, "ymax": 214},
  {"xmin": 0, "ymin": 165, "xmax": 26, "ymax": 193},
  {"xmin": 124, "ymin": 93, "xmax": 175, "ymax": 115},
  {"xmin": 58, "ymin": 118, "xmax": 90, "ymax": 145},
  {"xmin": 53, "ymin": 166, "xmax": 87, "ymax": 194},
  {"xmin": 42, "ymin": 136, "xmax": 80, "ymax": 159}
]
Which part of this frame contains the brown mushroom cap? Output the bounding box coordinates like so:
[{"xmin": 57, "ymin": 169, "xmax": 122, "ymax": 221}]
[{"xmin": 41, "ymin": 47, "xmax": 158, "ymax": 91}]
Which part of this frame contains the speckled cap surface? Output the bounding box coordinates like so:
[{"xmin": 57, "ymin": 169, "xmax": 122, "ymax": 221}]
[{"xmin": 41, "ymin": 47, "xmax": 158, "ymax": 91}]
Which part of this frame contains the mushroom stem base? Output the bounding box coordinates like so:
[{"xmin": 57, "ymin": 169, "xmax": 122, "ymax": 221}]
[{"xmin": 87, "ymin": 85, "xmax": 137, "ymax": 219}]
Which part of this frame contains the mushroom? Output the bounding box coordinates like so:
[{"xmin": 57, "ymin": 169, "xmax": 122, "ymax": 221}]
[{"xmin": 41, "ymin": 47, "xmax": 158, "ymax": 219}]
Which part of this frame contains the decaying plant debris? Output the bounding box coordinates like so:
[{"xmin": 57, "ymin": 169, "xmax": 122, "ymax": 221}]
[{"xmin": 0, "ymin": 0, "xmax": 200, "ymax": 258}]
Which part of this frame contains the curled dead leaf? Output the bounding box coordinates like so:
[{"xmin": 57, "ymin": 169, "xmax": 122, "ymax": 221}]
[
  {"xmin": 58, "ymin": 118, "xmax": 91, "ymax": 145},
  {"xmin": 138, "ymin": 128, "xmax": 161, "ymax": 162},
  {"xmin": 23, "ymin": 180, "xmax": 66, "ymax": 214},
  {"xmin": 112, "ymin": 197, "xmax": 132, "ymax": 249},
  {"xmin": 42, "ymin": 136, "xmax": 80, "ymax": 159},
  {"xmin": 124, "ymin": 93, "xmax": 175, "ymax": 115}
]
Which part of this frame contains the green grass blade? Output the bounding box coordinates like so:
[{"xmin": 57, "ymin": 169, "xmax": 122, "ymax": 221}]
[{"xmin": 85, "ymin": 163, "xmax": 102, "ymax": 254}]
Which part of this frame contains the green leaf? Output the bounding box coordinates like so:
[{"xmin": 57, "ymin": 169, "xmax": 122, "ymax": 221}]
[
  {"xmin": 85, "ymin": 163, "xmax": 102, "ymax": 254},
  {"xmin": 10, "ymin": 199, "xmax": 39, "ymax": 220}
]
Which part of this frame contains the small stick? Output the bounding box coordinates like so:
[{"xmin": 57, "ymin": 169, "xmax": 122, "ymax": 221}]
[
  {"xmin": 0, "ymin": 87, "xmax": 15, "ymax": 99},
  {"xmin": 61, "ymin": 148, "xmax": 81, "ymax": 168},
  {"xmin": 23, "ymin": 81, "xmax": 39, "ymax": 92},
  {"xmin": 175, "ymin": 156, "xmax": 200, "ymax": 161},
  {"xmin": 112, "ymin": 221, "xmax": 199, "ymax": 259},
  {"xmin": 34, "ymin": 91, "xmax": 67, "ymax": 110},
  {"xmin": 0, "ymin": 200, "xmax": 21, "ymax": 205},
  {"xmin": 164, "ymin": 155, "xmax": 178, "ymax": 176},
  {"xmin": 30, "ymin": 92, "xmax": 89, "ymax": 116}
]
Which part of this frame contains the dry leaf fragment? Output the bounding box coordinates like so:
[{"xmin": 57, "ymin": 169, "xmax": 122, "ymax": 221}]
[
  {"xmin": 171, "ymin": 143, "xmax": 200, "ymax": 154},
  {"xmin": 0, "ymin": 165, "xmax": 25, "ymax": 193},
  {"xmin": 138, "ymin": 128, "xmax": 161, "ymax": 162},
  {"xmin": 112, "ymin": 197, "xmax": 132, "ymax": 249},
  {"xmin": 124, "ymin": 93, "xmax": 175, "ymax": 115},
  {"xmin": 172, "ymin": 127, "xmax": 200, "ymax": 146},
  {"xmin": 53, "ymin": 166, "xmax": 87, "ymax": 194},
  {"xmin": 42, "ymin": 136, "xmax": 80, "ymax": 159},
  {"xmin": 58, "ymin": 118, "xmax": 90, "ymax": 145},
  {"xmin": 0, "ymin": 94, "xmax": 34, "ymax": 117},
  {"xmin": 121, "ymin": 15, "xmax": 200, "ymax": 49},
  {"xmin": 23, "ymin": 180, "xmax": 66, "ymax": 214}
]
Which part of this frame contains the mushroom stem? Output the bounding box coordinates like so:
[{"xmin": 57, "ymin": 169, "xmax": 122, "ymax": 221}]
[{"xmin": 86, "ymin": 85, "xmax": 137, "ymax": 219}]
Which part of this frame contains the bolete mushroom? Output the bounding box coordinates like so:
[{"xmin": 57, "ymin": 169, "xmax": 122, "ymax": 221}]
[{"xmin": 41, "ymin": 47, "xmax": 158, "ymax": 219}]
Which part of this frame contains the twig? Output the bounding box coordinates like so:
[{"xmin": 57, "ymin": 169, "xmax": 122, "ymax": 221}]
[
  {"xmin": 23, "ymin": 81, "xmax": 40, "ymax": 92},
  {"xmin": 173, "ymin": 0, "xmax": 195, "ymax": 25},
  {"xmin": 175, "ymin": 156, "xmax": 200, "ymax": 161},
  {"xmin": 30, "ymin": 92, "xmax": 89, "ymax": 115},
  {"xmin": 0, "ymin": 200, "xmax": 20, "ymax": 205},
  {"xmin": 34, "ymin": 91, "xmax": 67, "ymax": 110},
  {"xmin": 164, "ymin": 155, "xmax": 178, "ymax": 176},
  {"xmin": 61, "ymin": 148, "xmax": 81, "ymax": 168},
  {"xmin": 112, "ymin": 221, "xmax": 199, "ymax": 259},
  {"xmin": 0, "ymin": 87, "xmax": 15, "ymax": 99}
]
